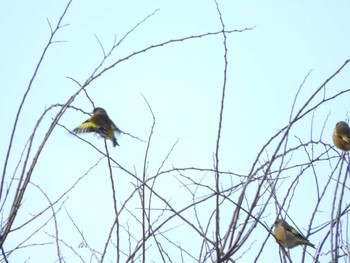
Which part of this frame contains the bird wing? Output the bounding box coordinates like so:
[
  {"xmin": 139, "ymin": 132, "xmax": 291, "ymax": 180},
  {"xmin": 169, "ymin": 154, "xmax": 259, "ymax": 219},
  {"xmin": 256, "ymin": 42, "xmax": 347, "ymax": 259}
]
[
  {"xmin": 340, "ymin": 134, "xmax": 350, "ymax": 143},
  {"xmin": 109, "ymin": 120, "xmax": 120, "ymax": 133},
  {"xmin": 285, "ymin": 226, "xmax": 307, "ymax": 240},
  {"xmin": 73, "ymin": 120, "xmax": 100, "ymax": 134}
]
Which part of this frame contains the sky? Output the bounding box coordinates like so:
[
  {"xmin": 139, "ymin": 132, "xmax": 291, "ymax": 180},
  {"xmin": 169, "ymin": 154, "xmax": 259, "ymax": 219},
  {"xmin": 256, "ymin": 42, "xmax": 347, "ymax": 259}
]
[{"xmin": 1, "ymin": 0, "xmax": 350, "ymax": 262}]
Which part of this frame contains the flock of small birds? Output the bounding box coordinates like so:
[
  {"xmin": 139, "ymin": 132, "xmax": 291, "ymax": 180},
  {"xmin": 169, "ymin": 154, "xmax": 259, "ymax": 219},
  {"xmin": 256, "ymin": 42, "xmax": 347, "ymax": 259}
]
[{"xmin": 73, "ymin": 108, "xmax": 350, "ymax": 250}]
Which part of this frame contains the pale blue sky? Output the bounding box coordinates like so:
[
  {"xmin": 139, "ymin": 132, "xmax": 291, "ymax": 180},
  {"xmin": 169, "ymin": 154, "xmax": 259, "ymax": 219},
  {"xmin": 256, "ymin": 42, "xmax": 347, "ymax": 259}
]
[{"xmin": 1, "ymin": 0, "xmax": 350, "ymax": 262}]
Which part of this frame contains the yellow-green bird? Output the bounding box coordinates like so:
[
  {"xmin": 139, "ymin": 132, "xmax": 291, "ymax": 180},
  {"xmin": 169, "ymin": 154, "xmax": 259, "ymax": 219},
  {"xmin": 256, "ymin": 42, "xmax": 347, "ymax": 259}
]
[
  {"xmin": 274, "ymin": 219, "xmax": 315, "ymax": 249},
  {"xmin": 74, "ymin": 107, "xmax": 120, "ymax": 147},
  {"xmin": 332, "ymin": 121, "xmax": 350, "ymax": 151}
]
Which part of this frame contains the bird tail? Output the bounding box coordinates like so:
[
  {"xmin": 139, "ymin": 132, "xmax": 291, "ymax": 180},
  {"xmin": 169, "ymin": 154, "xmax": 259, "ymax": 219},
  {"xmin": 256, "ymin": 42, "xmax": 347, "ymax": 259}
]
[
  {"xmin": 306, "ymin": 241, "xmax": 315, "ymax": 248},
  {"xmin": 113, "ymin": 138, "xmax": 119, "ymax": 147},
  {"xmin": 297, "ymin": 238, "xmax": 315, "ymax": 248}
]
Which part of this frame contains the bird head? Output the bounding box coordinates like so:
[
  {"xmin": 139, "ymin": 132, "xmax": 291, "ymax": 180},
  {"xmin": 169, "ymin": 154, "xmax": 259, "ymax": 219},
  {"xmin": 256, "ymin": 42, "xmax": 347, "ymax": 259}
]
[{"xmin": 93, "ymin": 107, "xmax": 108, "ymax": 115}]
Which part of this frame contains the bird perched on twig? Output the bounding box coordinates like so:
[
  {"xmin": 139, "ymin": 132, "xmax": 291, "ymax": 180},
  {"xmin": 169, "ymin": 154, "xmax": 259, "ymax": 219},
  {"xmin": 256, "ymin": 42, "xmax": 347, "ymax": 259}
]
[
  {"xmin": 274, "ymin": 219, "xmax": 315, "ymax": 249},
  {"xmin": 332, "ymin": 121, "xmax": 350, "ymax": 151},
  {"xmin": 73, "ymin": 107, "xmax": 120, "ymax": 147}
]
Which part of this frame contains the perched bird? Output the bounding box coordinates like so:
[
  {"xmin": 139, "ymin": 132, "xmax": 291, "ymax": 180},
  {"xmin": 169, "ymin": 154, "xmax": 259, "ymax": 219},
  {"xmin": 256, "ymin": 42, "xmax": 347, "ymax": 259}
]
[
  {"xmin": 333, "ymin": 121, "xmax": 350, "ymax": 151},
  {"xmin": 274, "ymin": 219, "xmax": 315, "ymax": 249},
  {"xmin": 73, "ymin": 107, "xmax": 120, "ymax": 147}
]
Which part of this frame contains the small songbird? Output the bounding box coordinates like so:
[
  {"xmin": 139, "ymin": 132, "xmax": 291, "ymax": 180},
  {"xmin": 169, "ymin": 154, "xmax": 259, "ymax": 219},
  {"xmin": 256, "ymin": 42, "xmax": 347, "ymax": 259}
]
[
  {"xmin": 73, "ymin": 107, "xmax": 120, "ymax": 147},
  {"xmin": 332, "ymin": 121, "xmax": 350, "ymax": 151},
  {"xmin": 274, "ymin": 219, "xmax": 315, "ymax": 249}
]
